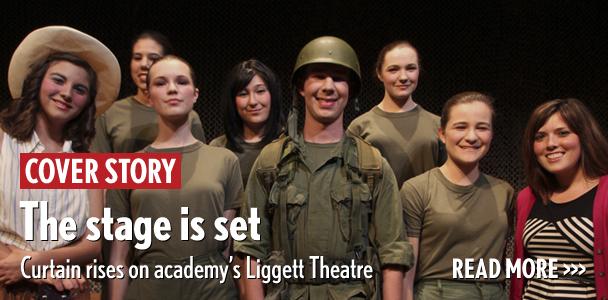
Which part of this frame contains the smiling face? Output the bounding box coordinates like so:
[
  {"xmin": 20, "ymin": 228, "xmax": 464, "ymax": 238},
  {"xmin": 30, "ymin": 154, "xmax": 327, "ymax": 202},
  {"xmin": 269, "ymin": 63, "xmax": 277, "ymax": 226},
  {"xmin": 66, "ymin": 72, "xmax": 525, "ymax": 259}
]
[
  {"xmin": 147, "ymin": 58, "xmax": 198, "ymax": 120},
  {"xmin": 39, "ymin": 60, "xmax": 92, "ymax": 126},
  {"xmin": 130, "ymin": 38, "xmax": 164, "ymax": 92},
  {"xmin": 533, "ymin": 113, "xmax": 582, "ymax": 179},
  {"xmin": 235, "ymin": 74, "xmax": 271, "ymax": 131},
  {"xmin": 377, "ymin": 45, "xmax": 419, "ymax": 102},
  {"xmin": 440, "ymin": 101, "xmax": 493, "ymax": 168},
  {"xmin": 299, "ymin": 64, "xmax": 350, "ymax": 126}
]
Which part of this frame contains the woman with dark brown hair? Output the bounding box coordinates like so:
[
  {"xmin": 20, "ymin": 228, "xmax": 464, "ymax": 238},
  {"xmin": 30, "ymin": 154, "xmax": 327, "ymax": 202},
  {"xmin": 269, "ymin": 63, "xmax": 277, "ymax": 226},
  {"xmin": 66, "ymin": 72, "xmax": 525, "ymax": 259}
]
[
  {"xmin": 512, "ymin": 98, "xmax": 608, "ymax": 299},
  {"xmin": 0, "ymin": 26, "xmax": 120, "ymax": 299}
]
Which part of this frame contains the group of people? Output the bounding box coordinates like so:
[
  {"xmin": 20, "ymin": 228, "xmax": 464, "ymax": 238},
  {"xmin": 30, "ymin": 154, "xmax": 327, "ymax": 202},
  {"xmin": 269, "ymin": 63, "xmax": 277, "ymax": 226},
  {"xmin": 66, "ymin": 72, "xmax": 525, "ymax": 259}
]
[{"xmin": 0, "ymin": 25, "xmax": 606, "ymax": 300}]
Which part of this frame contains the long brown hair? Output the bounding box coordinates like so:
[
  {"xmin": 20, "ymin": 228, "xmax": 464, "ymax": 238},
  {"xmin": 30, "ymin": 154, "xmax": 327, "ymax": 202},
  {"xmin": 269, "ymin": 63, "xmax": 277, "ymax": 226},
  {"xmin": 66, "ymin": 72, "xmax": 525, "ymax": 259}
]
[
  {"xmin": 522, "ymin": 98, "xmax": 608, "ymax": 203},
  {"xmin": 0, "ymin": 52, "xmax": 98, "ymax": 152}
]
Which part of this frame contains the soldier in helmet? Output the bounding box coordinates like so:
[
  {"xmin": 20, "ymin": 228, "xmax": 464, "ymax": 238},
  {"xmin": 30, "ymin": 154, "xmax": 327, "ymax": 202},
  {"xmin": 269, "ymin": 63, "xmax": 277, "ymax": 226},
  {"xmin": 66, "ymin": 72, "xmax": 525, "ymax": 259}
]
[{"xmin": 234, "ymin": 36, "xmax": 412, "ymax": 299}]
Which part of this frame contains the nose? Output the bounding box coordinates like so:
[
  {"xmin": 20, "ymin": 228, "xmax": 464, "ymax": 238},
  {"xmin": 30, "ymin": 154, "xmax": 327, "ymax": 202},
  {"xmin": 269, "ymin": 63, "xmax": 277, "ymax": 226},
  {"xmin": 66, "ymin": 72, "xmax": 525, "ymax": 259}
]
[
  {"xmin": 247, "ymin": 91, "xmax": 259, "ymax": 107},
  {"xmin": 320, "ymin": 77, "xmax": 337, "ymax": 94},
  {"xmin": 167, "ymin": 80, "xmax": 178, "ymax": 93},
  {"xmin": 545, "ymin": 134, "xmax": 558, "ymax": 150},
  {"xmin": 398, "ymin": 69, "xmax": 409, "ymax": 82},
  {"xmin": 464, "ymin": 128, "xmax": 478, "ymax": 143},
  {"xmin": 140, "ymin": 57, "xmax": 152, "ymax": 70},
  {"xmin": 60, "ymin": 84, "xmax": 72, "ymax": 102}
]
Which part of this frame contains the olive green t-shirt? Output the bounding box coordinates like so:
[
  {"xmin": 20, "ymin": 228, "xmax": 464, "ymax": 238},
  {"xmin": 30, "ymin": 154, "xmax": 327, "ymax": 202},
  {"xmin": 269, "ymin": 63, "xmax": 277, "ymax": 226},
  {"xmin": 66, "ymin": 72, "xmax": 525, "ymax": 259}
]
[
  {"xmin": 209, "ymin": 135, "xmax": 264, "ymax": 188},
  {"xmin": 92, "ymin": 96, "xmax": 206, "ymax": 153},
  {"xmin": 108, "ymin": 141, "xmax": 243, "ymax": 263},
  {"xmin": 401, "ymin": 168, "xmax": 514, "ymax": 282},
  {"xmin": 347, "ymin": 105, "xmax": 446, "ymax": 188}
]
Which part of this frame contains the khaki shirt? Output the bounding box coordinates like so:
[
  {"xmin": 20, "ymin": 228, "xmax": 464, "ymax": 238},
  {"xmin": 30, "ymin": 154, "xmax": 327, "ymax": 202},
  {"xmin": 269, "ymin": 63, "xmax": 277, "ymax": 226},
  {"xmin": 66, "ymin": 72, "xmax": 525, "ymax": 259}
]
[{"xmin": 234, "ymin": 135, "xmax": 412, "ymax": 299}]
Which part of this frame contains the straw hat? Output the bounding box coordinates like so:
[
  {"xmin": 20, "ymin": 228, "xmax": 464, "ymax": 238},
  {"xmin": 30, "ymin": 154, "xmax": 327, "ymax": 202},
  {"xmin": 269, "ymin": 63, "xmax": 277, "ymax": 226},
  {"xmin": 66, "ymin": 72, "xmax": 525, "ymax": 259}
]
[{"xmin": 8, "ymin": 25, "xmax": 120, "ymax": 115}]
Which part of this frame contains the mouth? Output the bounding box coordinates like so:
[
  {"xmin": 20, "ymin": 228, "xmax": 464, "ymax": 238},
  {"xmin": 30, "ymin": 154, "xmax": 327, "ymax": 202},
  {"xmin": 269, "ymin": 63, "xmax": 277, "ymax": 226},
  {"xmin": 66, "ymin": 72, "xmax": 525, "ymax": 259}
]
[
  {"xmin": 545, "ymin": 152, "xmax": 565, "ymax": 162},
  {"xmin": 52, "ymin": 99, "xmax": 72, "ymax": 110},
  {"xmin": 459, "ymin": 145, "xmax": 481, "ymax": 151},
  {"xmin": 165, "ymin": 98, "xmax": 182, "ymax": 105},
  {"xmin": 316, "ymin": 97, "xmax": 338, "ymax": 108},
  {"xmin": 246, "ymin": 108, "xmax": 263, "ymax": 114}
]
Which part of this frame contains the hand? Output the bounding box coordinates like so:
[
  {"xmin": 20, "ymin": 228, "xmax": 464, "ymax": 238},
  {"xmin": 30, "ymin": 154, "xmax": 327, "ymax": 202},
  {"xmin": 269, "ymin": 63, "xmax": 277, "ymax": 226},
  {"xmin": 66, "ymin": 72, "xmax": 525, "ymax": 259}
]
[{"xmin": 0, "ymin": 245, "xmax": 34, "ymax": 285}]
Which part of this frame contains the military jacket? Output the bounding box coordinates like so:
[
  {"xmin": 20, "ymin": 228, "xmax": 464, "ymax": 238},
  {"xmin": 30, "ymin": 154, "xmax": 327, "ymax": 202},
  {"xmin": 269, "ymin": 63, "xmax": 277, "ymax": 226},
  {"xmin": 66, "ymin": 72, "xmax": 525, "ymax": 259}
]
[{"xmin": 234, "ymin": 134, "xmax": 412, "ymax": 299}]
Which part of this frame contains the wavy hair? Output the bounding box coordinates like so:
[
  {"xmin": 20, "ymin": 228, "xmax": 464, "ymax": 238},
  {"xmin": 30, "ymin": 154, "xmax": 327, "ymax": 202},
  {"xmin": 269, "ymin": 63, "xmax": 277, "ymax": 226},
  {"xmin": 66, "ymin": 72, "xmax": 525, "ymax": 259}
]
[
  {"xmin": 0, "ymin": 52, "xmax": 98, "ymax": 152},
  {"xmin": 522, "ymin": 98, "xmax": 608, "ymax": 203}
]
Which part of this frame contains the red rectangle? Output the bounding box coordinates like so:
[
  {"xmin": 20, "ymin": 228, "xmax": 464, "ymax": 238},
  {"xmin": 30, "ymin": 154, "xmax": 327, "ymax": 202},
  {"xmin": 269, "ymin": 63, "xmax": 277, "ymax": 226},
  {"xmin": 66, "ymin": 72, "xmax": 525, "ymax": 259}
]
[{"xmin": 19, "ymin": 153, "xmax": 181, "ymax": 189}]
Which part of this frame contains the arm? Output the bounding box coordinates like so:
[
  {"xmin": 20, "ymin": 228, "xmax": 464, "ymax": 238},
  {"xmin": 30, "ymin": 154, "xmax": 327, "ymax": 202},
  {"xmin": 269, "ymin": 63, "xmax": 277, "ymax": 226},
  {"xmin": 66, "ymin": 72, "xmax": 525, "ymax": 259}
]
[
  {"xmin": 242, "ymin": 257, "xmax": 264, "ymax": 300},
  {"xmin": 0, "ymin": 189, "xmax": 103, "ymax": 284},
  {"xmin": 383, "ymin": 266, "xmax": 404, "ymax": 299},
  {"xmin": 108, "ymin": 232, "xmax": 130, "ymax": 300},
  {"xmin": 222, "ymin": 209, "xmax": 237, "ymax": 258},
  {"xmin": 234, "ymin": 157, "xmax": 273, "ymax": 299},
  {"xmin": 403, "ymin": 237, "xmax": 419, "ymax": 300}
]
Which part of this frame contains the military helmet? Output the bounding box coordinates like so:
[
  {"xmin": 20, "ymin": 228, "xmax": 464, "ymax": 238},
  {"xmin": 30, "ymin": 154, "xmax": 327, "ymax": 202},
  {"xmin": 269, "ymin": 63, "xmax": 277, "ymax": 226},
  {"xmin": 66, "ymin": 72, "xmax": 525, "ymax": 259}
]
[{"xmin": 292, "ymin": 36, "xmax": 361, "ymax": 97}]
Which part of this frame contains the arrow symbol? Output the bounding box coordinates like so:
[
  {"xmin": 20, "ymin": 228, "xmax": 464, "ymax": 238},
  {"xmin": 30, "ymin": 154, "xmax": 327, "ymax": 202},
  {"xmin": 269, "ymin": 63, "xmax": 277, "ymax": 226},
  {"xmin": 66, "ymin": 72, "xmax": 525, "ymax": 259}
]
[
  {"xmin": 578, "ymin": 263, "xmax": 586, "ymax": 275},
  {"xmin": 571, "ymin": 263, "xmax": 578, "ymax": 275},
  {"xmin": 563, "ymin": 263, "xmax": 570, "ymax": 275}
]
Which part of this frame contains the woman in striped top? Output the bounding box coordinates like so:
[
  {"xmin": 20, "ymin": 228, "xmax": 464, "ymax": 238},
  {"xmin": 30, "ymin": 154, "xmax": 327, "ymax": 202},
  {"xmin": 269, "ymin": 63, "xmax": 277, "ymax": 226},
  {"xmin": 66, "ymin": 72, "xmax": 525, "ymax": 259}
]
[
  {"xmin": 0, "ymin": 26, "xmax": 120, "ymax": 299},
  {"xmin": 512, "ymin": 98, "xmax": 608, "ymax": 299}
]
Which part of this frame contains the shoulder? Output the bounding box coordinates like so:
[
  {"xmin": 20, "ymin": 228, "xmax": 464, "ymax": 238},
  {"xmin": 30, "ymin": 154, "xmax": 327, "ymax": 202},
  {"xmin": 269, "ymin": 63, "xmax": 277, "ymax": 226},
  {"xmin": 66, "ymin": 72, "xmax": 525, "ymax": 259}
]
[
  {"xmin": 348, "ymin": 108, "xmax": 377, "ymax": 129},
  {"xmin": 209, "ymin": 135, "xmax": 227, "ymax": 147},
  {"xmin": 417, "ymin": 106, "xmax": 441, "ymax": 125},
  {"xmin": 100, "ymin": 96, "xmax": 134, "ymax": 118},
  {"xmin": 188, "ymin": 109, "xmax": 202, "ymax": 121},
  {"xmin": 201, "ymin": 142, "xmax": 238, "ymax": 162},
  {"xmin": 482, "ymin": 173, "xmax": 515, "ymax": 193},
  {"xmin": 402, "ymin": 168, "xmax": 437, "ymax": 192}
]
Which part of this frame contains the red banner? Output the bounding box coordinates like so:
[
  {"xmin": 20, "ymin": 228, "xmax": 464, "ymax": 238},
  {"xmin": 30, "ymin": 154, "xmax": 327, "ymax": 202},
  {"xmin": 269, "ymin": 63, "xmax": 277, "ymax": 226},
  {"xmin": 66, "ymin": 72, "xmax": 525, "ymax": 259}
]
[{"xmin": 19, "ymin": 153, "xmax": 181, "ymax": 189}]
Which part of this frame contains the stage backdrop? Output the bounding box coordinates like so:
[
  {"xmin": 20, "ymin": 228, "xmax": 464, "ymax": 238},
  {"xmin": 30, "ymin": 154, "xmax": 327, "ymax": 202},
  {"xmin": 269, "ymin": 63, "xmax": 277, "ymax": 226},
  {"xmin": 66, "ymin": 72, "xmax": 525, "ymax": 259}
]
[{"xmin": 2, "ymin": 0, "xmax": 606, "ymax": 190}]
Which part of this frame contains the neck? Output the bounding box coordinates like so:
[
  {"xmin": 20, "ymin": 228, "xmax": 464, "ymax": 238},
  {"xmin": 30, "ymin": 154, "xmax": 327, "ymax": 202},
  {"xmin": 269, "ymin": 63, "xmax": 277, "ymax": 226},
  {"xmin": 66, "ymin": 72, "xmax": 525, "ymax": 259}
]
[
  {"xmin": 134, "ymin": 89, "xmax": 151, "ymax": 106},
  {"xmin": 242, "ymin": 124, "xmax": 265, "ymax": 143},
  {"xmin": 439, "ymin": 159, "xmax": 480, "ymax": 186},
  {"xmin": 152, "ymin": 115, "xmax": 196, "ymax": 148},
  {"xmin": 555, "ymin": 166, "xmax": 588, "ymax": 191},
  {"xmin": 35, "ymin": 113, "xmax": 65, "ymax": 152},
  {"xmin": 378, "ymin": 93, "xmax": 416, "ymax": 113},
  {"xmin": 303, "ymin": 116, "xmax": 344, "ymax": 144}
]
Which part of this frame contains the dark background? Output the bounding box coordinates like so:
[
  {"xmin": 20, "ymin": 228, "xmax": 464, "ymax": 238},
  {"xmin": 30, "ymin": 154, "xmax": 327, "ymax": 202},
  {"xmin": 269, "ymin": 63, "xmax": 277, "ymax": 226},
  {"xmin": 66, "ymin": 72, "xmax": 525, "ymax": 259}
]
[{"xmin": 2, "ymin": 0, "xmax": 606, "ymax": 190}]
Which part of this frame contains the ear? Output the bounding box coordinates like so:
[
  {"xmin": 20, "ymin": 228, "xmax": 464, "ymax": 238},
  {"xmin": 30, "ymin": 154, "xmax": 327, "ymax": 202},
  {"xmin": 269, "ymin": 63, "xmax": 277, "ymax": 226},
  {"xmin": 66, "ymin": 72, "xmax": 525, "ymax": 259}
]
[
  {"xmin": 193, "ymin": 88, "xmax": 199, "ymax": 103},
  {"xmin": 438, "ymin": 127, "xmax": 446, "ymax": 144},
  {"xmin": 298, "ymin": 87, "xmax": 305, "ymax": 98},
  {"xmin": 376, "ymin": 69, "xmax": 383, "ymax": 82}
]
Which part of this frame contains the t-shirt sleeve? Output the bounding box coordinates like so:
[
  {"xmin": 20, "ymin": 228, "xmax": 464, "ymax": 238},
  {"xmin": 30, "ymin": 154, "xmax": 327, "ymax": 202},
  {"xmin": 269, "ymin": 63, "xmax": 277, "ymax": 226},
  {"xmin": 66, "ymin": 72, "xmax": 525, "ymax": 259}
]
[
  {"xmin": 372, "ymin": 158, "xmax": 413, "ymax": 269},
  {"xmin": 190, "ymin": 111, "xmax": 207, "ymax": 144},
  {"xmin": 91, "ymin": 113, "xmax": 111, "ymax": 153},
  {"xmin": 401, "ymin": 178, "xmax": 427, "ymax": 238},
  {"xmin": 233, "ymin": 157, "xmax": 272, "ymax": 260},
  {"xmin": 107, "ymin": 188, "xmax": 130, "ymax": 218},
  {"xmin": 223, "ymin": 153, "xmax": 243, "ymax": 210},
  {"xmin": 346, "ymin": 117, "xmax": 362, "ymax": 137}
]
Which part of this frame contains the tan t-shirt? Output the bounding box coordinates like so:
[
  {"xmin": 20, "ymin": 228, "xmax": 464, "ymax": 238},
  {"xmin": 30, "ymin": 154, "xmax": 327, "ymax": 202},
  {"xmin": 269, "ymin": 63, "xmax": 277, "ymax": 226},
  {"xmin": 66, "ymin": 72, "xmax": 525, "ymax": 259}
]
[
  {"xmin": 108, "ymin": 142, "xmax": 242, "ymax": 262},
  {"xmin": 209, "ymin": 135, "xmax": 264, "ymax": 188},
  {"xmin": 92, "ymin": 96, "xmax": 206, "ymax": 153},
  {"xmin": 401, "ymin": 168, "xmax": 514, "ymax": 282},
  {"xmin": 347, "ymin": 105, "xmax": 445, "ymax": 188}
]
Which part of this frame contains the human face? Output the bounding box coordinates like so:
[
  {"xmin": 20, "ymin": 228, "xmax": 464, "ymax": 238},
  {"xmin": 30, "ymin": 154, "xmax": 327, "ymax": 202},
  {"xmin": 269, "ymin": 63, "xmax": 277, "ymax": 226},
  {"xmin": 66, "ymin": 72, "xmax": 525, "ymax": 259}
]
[
  {"xmin": 378, "ymin": 45, "xmax": 419, "ymax": 102},
  {"xmin": 130, "ymin": 38, "xmax": 163, "ymax": 92},
  {"xmin": 236, "ymin": 75, "xmax": 271, "ymax": 130},
  {"xmin": 439, "ymin": 101, "xmax": 493, "ymax": 168},
  {"xmin": 147, "ymin": 59, "xmax": 198, "ymax": 119},
  {"xmin": 39, "ymin": 60, "xmax": 91, "ymax": 125},
  {"xmin": 299, "ymin": 64, "xmax": 350, "ymax": 126},
  {"xmin": 533, "ymin": 113, "xmax": 581, "ymax": 179}
]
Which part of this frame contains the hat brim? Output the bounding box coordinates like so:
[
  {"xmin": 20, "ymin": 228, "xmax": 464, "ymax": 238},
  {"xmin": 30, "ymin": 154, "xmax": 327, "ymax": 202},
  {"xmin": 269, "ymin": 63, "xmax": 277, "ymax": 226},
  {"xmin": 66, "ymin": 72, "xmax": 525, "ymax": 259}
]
[{"xmin": 8, "ymin": 25, "xmax": 120, "ymax": 116}]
